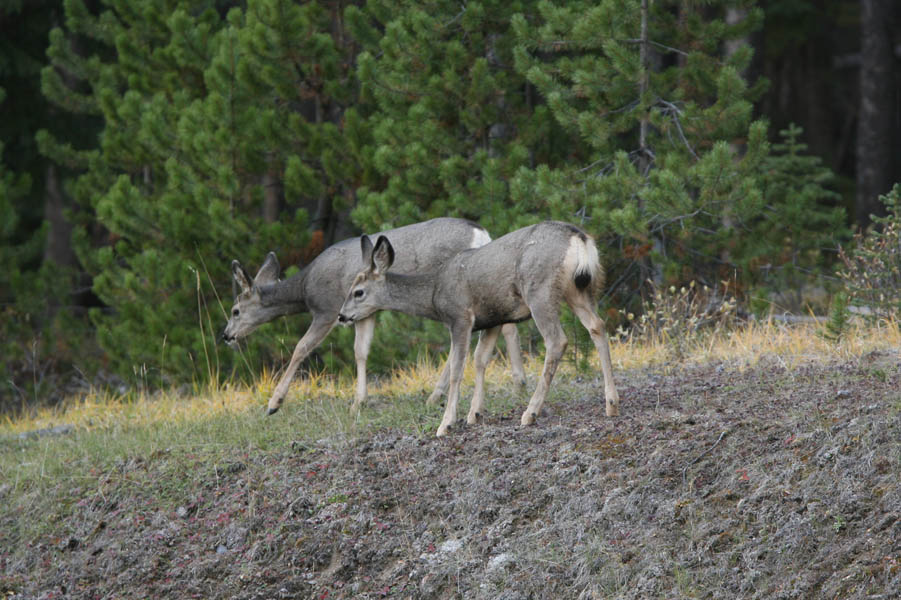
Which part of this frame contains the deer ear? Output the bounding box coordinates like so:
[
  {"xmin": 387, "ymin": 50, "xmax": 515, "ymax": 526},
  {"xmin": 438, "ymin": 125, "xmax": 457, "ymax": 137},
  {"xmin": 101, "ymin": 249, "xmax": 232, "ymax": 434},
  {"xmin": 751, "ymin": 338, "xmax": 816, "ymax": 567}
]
[
  {"xmin": 232, "ymin": 260, "xmax": 252, "ymax": 293},
  {"xmin": 371, "ymin": 236, "xmax": 395, "ymax": 275},
  {"xmin": 360, "ymin": 235, "xmax": 374, "ymax": 268},
  {"xmin": 254, "ymin": 251, "xmax": 280, "ymax": 285}
]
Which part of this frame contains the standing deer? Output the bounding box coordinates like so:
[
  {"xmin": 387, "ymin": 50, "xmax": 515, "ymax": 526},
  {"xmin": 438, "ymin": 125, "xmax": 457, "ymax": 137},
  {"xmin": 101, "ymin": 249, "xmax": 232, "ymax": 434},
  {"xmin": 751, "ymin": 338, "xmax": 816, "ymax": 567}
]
[
  {"xmin": 338, "ymin": 220, "xmax": 620, "ymax": 437},
  {"xmin": 221, "ymin": 218, "xmax": 526, "ymax": 414}
]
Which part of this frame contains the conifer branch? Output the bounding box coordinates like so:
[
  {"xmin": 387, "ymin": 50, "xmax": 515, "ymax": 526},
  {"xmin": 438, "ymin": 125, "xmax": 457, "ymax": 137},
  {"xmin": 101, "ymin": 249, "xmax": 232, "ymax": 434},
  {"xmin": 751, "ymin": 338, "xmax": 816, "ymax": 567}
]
[
  {"xmin": 442, "ymin": 5, "xmax": 467, "ymax": 29},
  {"xmin": 623, "ymin": 39, "xmax": 690, "ymax": 57},
  {"xmin": 657, "ymin": 99, "xmax": 699, "ymax": 160}
]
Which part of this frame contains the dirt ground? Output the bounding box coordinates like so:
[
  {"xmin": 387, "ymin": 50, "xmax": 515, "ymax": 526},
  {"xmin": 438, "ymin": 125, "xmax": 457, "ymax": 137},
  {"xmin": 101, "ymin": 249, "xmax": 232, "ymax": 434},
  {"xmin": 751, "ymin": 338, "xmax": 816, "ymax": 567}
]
[{"xmin": 3, "ymin": 353, "xmax": 901, "ymax": 599}]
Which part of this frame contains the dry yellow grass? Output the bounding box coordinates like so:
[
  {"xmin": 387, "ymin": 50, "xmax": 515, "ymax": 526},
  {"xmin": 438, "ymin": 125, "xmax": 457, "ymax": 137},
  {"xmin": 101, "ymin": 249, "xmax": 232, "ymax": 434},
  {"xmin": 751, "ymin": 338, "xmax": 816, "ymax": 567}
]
[
  {"xmin": 2, "ymin": 318, "xmax": 899, "ymax": 437},
  {"xmin": 619, "ymin": 317, "xmax": 901, "ymax": 370}
]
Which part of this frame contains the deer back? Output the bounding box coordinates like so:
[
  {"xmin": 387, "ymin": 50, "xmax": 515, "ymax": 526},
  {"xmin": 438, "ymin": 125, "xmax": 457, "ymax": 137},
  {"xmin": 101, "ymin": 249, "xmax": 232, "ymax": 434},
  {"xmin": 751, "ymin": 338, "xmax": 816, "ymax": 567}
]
[
  {"xmin": 297, "ymin": 218, "xmax": 492, "ymax": 316},
  {"xmin": 432, "ymin": 222, "xmax": 602, "ymax": 330}
]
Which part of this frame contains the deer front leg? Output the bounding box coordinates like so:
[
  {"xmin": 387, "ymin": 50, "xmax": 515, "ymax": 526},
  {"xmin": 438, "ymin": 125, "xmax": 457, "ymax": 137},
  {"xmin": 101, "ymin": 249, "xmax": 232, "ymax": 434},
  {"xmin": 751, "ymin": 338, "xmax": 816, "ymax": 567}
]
[
  {"xmin": 350, "ymin": 315, "xmax": 377, "ymax": 413},
  {"xmin": 436, "ymin": 323, "xmax": 473, "ymax": 437},
  {"xmin": 467, "ymin": 326, "xmax": 501, "ymax": 425},
  {"xmin": 500, "ymin": 323, "xmax": 526, "ymax": 388},
  {"xmin": 268, "ymin": 316, "xmax": 336, "ymax": 415}
]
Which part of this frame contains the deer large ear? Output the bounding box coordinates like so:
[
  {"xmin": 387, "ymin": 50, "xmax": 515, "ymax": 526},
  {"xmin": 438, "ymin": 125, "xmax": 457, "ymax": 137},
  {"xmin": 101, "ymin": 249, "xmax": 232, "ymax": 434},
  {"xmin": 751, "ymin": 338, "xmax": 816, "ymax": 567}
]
[
  {"xmin": 360, "ymin": 235, "xmax": 374, "ymax": 268},
  {"xmin": 232, "ymin": 260, "xmax": 252, "ymax": 293},
  {"xmin": 254, "ymin": 251, "xmax": 280, "ymax": 285},
  {"xmin": 371, "ymin": 236, "xmax": 395, "ymax": 276}
]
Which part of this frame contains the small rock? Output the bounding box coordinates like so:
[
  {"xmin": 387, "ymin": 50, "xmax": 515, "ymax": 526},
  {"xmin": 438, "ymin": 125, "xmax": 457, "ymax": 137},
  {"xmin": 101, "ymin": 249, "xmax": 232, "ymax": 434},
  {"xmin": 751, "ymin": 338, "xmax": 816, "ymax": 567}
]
[
  {"xmin": 19, "ymin": 424, "xmax": 74, "ymax": 440},
  {"xmin": 216, "ymin": 545, "xmax": 228, "ymax": 554},
  {"xmin": 486, "ymin": 553, "xmax": 513, "ymax": 573}
]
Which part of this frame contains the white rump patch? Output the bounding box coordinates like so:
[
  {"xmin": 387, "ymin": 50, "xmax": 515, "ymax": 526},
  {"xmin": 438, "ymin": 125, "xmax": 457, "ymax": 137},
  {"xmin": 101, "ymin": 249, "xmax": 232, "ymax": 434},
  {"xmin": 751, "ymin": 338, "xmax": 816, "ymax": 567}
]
[
  {"xmin": 470, "ymin": 227, "xmax": 492, "ymax": 249},
  {"xmin": 564, "ymin": 234, "xmax": 600, "ymax": 282}
]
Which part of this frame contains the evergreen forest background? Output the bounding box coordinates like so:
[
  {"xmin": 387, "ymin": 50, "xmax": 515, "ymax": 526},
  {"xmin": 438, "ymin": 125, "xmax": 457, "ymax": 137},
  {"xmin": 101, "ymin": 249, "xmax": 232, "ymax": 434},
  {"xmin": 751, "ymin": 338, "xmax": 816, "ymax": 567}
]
[{"xmin": 1, "ymin": 0, "xmax": 899, "ymax": 413}]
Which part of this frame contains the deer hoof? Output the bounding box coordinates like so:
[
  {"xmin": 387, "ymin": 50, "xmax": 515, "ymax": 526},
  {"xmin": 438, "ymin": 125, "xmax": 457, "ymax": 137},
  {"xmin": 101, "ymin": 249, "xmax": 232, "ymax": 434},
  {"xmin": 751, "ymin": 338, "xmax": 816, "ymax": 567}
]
[
  {"xmin": 267, "ymin": 406, "xmax": 280, "ymax": 416},
  {"xmin": 466, "ymin": 412, "xmax": 481, "ymax": 425},
  {"xmin": 436, "ymin": 421, "xmax": 454, "ymax": 437},
  {"xmin": 520, "ymin": 411, "xmax": 536, "ymax": 426}
]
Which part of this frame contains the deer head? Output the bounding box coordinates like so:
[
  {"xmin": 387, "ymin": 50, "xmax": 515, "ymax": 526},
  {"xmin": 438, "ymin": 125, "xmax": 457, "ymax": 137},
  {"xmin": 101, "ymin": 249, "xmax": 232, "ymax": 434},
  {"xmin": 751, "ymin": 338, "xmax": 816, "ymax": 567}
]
[
  {"xmin": 338, "ymin": 235, "xmax": 395, "ymax": 326},
  {"xmin": 221, "ymin": 252, "xmax": 281, "ymax": 345}
]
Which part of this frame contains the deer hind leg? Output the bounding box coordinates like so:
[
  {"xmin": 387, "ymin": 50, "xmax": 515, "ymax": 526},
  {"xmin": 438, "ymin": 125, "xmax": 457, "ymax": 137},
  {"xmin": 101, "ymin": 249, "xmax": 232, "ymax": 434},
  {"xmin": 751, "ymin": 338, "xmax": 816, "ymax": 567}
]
[
  {"xmin": 350, "ymin": 315, "xmax": 377, "ymax": 414},
  {"xmin": 569, "ymin": 295, "xmax": 620, "ymax": 417},
  {"xmin": 268, "ymin": 315, "xmax": 336, "ymax": 414},
  {"xmin": 521, "ymin": 303, "xmax": 567, "ymax": 426},
  {"xmin": 467, "ymin": 326, "xmax": 502, "ymax": 425},
  {"xmin": 500, "ymin": 323, "xmax": 526, "ymax": 388},
  {"xmin": 436, "ymin": 322, "xmax": 473, "ymax": 437}
]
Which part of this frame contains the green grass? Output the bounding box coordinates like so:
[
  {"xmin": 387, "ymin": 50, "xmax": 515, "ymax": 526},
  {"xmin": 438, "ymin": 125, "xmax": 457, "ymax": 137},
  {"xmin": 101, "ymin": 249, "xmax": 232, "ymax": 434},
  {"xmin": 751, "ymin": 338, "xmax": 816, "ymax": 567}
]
[{"xmin": 0, "ymin": 353, "xmax": 536, "ymax": 545}]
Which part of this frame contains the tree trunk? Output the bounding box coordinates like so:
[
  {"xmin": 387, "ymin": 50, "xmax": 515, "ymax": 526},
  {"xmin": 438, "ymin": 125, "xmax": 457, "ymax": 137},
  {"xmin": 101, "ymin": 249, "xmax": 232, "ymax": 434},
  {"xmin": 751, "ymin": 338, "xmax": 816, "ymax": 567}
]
[
  {"xmin": 262, "ymin": 170, "xmax": 281, "ymax": 224},
  {"xmin": 638, "ymin": 0, "xmax": 650, "ymax": 175},
  {"xmin": 720, "ymin": 7, "xmax": 748, "ymax": 268},
  {"xmin": 856, "ymin": 0, "xmax": 894, "ymax": 227},
  {"xmin": 43, "ymin": 163, "xmax": 77, "ymax": 270}
]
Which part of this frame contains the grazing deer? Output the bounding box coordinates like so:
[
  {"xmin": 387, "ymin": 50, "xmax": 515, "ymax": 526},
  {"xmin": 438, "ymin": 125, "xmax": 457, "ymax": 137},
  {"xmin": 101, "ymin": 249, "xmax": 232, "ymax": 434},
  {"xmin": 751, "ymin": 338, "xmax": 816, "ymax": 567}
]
[
  {"xmin": 338, "ymin": 220, "xmax": 620, "ymax": 437},
  {"xmin": 221, "ymin": 218, "xmax": 526, "ymax": 415}
]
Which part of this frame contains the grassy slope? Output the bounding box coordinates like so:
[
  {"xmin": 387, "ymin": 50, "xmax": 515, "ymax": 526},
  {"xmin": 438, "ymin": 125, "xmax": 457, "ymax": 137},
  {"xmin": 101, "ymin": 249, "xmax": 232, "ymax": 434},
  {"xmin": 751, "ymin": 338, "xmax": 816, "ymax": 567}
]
[{"xmin": 1, "ymin": 322, "xmax": 900, "ymax": 599}]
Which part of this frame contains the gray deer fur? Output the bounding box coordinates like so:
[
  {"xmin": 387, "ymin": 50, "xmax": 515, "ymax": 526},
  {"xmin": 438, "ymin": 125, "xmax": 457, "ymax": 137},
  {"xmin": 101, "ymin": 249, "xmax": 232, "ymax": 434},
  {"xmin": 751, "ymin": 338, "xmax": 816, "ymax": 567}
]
[
  {"xmin": 222, "ymin": 217, "xmax": 526, "ymax": 414},
  {"xmin": 338, "ymin": 220, "xmax": 620, "ymax": 436}
]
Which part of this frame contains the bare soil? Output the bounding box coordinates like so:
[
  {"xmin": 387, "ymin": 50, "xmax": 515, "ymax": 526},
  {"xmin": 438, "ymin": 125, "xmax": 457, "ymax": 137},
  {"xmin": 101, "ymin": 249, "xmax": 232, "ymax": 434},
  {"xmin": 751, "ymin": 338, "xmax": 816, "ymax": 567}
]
[{"xmin": 3, "ymin": 353, "xmax": 901, "ymax": 599}]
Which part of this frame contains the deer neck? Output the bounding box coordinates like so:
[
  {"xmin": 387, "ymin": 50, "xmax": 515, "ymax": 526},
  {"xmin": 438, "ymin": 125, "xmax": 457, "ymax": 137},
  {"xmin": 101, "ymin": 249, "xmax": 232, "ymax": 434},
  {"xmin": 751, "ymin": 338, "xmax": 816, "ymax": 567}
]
[
  {"xmin": 258, "ymin": 269, "xmax": 309, "ymax": 315},
  {"xmin": 384, "ymin": 272, "xmax": 441, "ymax": 321}
]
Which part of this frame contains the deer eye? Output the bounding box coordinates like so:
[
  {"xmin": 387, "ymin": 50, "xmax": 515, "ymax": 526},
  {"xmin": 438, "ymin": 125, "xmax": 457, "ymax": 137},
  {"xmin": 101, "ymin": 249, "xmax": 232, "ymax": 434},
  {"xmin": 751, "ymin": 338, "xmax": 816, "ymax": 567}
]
[
  {"xmin": 353, "ymin": 289, "xmax": 364, "ymax": 299},
  {"xmin": 232, "ymin": 308, "xmax": 240, "ymax": 317}
]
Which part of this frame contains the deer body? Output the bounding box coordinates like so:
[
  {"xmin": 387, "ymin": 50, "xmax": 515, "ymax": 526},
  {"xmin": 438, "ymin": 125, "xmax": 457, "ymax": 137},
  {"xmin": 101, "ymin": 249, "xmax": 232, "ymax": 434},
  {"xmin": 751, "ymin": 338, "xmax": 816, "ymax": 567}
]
[
  {"xmin": 339, "ymin": 221, "xmax": 620, "ymax": 436},
  {"xmin": 222, "ymin": 218, "xmax": 526, "ymax": 414}
]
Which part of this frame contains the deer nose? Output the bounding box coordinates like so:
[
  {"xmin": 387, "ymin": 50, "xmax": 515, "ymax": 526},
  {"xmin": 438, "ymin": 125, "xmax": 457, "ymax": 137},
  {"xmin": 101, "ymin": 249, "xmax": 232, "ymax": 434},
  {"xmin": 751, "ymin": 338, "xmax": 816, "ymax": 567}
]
[{"xmin": 337, "ymin": 313, "xmax": 351, "ymax": 324}]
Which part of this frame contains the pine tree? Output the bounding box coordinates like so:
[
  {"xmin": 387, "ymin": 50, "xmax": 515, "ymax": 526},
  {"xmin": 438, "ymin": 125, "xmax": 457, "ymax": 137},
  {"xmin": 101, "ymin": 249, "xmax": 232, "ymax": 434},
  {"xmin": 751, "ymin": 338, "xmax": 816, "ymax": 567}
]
[
  {"xmin": 347, "ymin": 0, "xmax": 556, "ymax": 234},
  {"xmin": 508, "ymin": 0, "xmax": 777, "ymax": 297},
  {"xmin": 0, "ymin": 88, "xmax": 39, "ymax": 410},
  {"xmin": 0, "ymin": 89, "xmax": 36, "ymax": 282},
  {"xmin": 749, "ymin": 123, "xmax": 848, "ymax": 309},
  {"xmin": 344, "ymin": 0, "xmax": 559, "ymax": 368},
  {"xmin": 0, "ymin": 0, "xmax": 102, "ymax": 410},
  {"xmin": 39, "ymin": 0, "xmax": 240, "ymax": 386},
  {"xmin": 41, "ymin": 0, "xmax": 376, "ymax": 383},
  {"xmin": 39, "ymin": 0, "xmax": 369, "ymax": 386}
]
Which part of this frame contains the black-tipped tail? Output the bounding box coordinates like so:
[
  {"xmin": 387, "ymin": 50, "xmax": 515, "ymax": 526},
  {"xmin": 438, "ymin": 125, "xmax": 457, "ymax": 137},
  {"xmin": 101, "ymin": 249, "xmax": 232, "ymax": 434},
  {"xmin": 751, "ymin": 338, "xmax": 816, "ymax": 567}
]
[{"xmin": 574, "ymin": 269, "xmax": 592, "ymax": 290}]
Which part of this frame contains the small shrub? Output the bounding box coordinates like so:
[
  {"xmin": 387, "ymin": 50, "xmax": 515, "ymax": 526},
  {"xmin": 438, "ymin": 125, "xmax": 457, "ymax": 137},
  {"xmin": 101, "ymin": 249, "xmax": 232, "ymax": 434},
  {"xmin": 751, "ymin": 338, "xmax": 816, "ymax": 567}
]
[
  {"xmin": 838, "ymin": 184, "xmax": 901, "ymax": 321},
  {"xmin": 620, "ymin": 280, "xmax": 740, "ymax": 360},
  {"xmin": 820, "ymin": 292, "xmax": 851, "ymax": 343}
]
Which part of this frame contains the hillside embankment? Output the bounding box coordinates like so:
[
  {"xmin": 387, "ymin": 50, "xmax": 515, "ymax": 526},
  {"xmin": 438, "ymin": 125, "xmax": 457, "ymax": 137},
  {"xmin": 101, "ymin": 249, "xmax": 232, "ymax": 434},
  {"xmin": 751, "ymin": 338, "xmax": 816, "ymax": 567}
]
[{"xmin": 2, "ymin": 351, "xmax": 901, "ymax": 599}]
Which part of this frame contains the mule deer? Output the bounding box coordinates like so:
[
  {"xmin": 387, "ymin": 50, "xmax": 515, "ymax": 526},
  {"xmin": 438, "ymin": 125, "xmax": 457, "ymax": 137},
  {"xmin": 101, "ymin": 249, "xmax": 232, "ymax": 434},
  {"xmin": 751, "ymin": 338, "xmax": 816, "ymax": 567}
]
[
  {"xmin": 338, "ymin": 221, "xmax": 620, "ymax": 436},
  {"xmin": 222, "ymin": 218, "xmax": 526, "ymax": 414}
]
